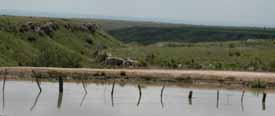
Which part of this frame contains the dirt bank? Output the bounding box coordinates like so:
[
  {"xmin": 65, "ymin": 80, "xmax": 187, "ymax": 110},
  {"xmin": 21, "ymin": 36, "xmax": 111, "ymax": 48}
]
[{"xmin": 1, "ymin": 67, "xmax": 275, "ymax": 87}]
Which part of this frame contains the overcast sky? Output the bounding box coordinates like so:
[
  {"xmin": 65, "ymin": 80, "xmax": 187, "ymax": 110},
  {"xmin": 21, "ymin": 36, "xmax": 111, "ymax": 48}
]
[{"xmin": 1, "ymin": 0, "xmax": 275, "ymax": 27}]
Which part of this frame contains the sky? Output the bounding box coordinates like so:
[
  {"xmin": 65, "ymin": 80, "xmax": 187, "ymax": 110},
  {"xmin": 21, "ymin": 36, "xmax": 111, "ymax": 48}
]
[{"xmin": 0, "ymin": 0, "xmax": 275, "ymax": 27}]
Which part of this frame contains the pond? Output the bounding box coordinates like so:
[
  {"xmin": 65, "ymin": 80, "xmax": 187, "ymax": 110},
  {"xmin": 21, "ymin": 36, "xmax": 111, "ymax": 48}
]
[{"xmin": 0, "ymin": 80, "xmax": 274, "ymax": 116}]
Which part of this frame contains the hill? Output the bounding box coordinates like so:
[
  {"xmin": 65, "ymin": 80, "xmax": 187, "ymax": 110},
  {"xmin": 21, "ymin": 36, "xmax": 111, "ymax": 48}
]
[
  {"xmin": 89, "ymin": 19, "xmax": 275, "ymax": 44},
  {"xmin": 0, "ymin": 15, "xmax": 122, "ymax": 67}
]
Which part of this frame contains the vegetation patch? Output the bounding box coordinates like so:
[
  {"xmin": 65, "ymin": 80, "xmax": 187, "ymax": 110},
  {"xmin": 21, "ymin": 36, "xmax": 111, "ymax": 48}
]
[{"xmin": 249, "ymin": 80, "xmax": 268, "ymax": 88}]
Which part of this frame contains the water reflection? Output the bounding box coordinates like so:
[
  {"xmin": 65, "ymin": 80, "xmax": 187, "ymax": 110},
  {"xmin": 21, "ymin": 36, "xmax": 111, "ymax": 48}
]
[
  {"xmin": 2, "ymin": 79, "xmax": 6, "ymax": 111},
  {"xmin": 80, "ymin": 81, "xmax": 88, "ymax": 106},
  {"xmin": 30, "ymin": 91, "xmax": 42, "ymax": 111},
  {"xmin": 137, "ymin": 85, "xmax": 142, "ymax": 106},
  {"xmin": 111, "ymin": 81, "xmax": 115, "ymax": 107},
  {"xmin": 262, "ymin": 93, "xmax": 267, "ymax": 111},
  {"xmin": 160, "ymin": 85, "xmax": 165, "ymax": 108},
  {"xmin": 0, "ymin": 80, "xmax": 274, "ymax": 116},
  {"xmin": 57, "ymin": 92, "xmax": 63, "ymax": 109},
  {"xmin": 241, "ymin": 90, "xmax": 245, "ymax": 112},
  {"xmin": 216, "ymin": 90, "xmax": 219, "ymax": 109}
]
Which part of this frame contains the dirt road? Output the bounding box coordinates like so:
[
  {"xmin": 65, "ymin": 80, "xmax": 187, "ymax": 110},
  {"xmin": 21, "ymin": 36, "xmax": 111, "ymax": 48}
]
[{"xmin": 1, "ymin": 67, "xmax": 275, "ymax": 84}]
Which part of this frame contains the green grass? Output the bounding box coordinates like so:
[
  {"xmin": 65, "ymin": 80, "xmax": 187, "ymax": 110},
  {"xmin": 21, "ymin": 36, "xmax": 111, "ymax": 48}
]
[
  {"xmin": 107, "ymin": 40, "xmax": 275, "ymax": 71},
  {"xmin": 0, "ymin": 15, "xmax": 122, "ymax": 67},
  {"xmin": 1, "ymin": 15, "xmax": 275, "ymax": 72}
]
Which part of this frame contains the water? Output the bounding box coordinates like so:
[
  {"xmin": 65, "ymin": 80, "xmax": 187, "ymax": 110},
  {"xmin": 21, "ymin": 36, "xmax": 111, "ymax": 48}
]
[{"xmin": 0, "ymin": 80, "xmax": 274, "ymax": 116}]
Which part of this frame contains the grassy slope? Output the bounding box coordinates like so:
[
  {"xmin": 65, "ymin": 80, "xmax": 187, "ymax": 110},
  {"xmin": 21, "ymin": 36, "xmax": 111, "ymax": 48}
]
[
  {"xmin": 107, "ymin": 40, "xmax": 275, "ymax": 71},
  {"xmin": 87, "ymin": 19, "xmax": 275, "ymax": 44},
  {"xmin": 0, "ymin": 15, "xmax": 122, "ymax": 67}
]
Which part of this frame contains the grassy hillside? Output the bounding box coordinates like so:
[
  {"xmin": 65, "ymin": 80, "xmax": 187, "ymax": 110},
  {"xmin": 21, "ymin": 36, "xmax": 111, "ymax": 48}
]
[
  {"xmin": 0, "ymin": 15, "xmax": 122, "ymax": 67},
  {"xmin": 87, "ymin": 19, "xmax": 275, "ymax": 44},
  {"xmin": 107, "ymin": 40, "xmax": 275, "ymax": 72},
  {"xmin": 110, "ymin": 26, "xmax": 275, "ymax": 44},
  {"xmin": 1, "ymin": 16, "xmax": 275, "ymax": 72}
]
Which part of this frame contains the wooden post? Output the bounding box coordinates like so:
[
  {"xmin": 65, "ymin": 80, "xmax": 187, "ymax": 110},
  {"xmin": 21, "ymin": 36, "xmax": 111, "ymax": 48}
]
[
  {"xmin": 2, "ymin": 69, "xmax": 7, "ymax": 90},
  {"xmin": 82, "ymin": 81, "xmax": 87, "ymax": 94},
  {"xmin": 188, "ymin": 91, "xmax": 193, "ymax": 99},
  {"xmin": 262, "ymin": 92, "xmax": 267, "ymax": 104},
  {"xmin": 36, "ymin": 78, "xmax": 42, "ymax": 92},
  {"xmin": 188, "ymin": 90, "xmax": 193, "ymax": 105},
  {"xmin": 111, "ymin": 81, "xmax": 115, "ymax": 96},
  {"xmin": 137, "ymin": 84, "xmax": 142, "ymax": 106},
  {"xmin": 32, "ymin": 70, "xmax": 42, "ymax": 92},
  {"xmin": 59, "ymin": 77, "xmax": 63, "ymax": 93}
]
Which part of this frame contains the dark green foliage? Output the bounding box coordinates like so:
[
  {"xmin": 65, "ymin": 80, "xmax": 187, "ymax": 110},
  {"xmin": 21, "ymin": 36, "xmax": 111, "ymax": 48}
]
[{"xmin": 110, "ymin": 26, "xmax": 275, "ymax": 44}]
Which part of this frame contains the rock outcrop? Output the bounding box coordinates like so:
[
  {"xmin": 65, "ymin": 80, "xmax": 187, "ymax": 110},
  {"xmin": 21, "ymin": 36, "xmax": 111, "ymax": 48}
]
[
  {"xmin": 19, "ymin": 21, "xmax": 59, "ymax": 37},
  {"xmin": 18, "ymin": 21, "xmax": 99, "ymax": 37},
  {"xmin": 64, "ymin": 23, "xmax": 98, "ymax": 33}
]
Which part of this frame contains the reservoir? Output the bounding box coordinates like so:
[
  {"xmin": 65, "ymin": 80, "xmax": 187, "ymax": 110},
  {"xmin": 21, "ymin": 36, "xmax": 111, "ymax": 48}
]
[{"xmin": 0, "ymin": 80, "xmax": 273, "ymax": 116}]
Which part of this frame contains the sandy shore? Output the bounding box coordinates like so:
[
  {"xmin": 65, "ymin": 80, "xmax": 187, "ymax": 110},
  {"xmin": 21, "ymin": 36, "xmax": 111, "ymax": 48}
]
[{"xmin": 1, "ymin": 67, "xmax": 275, "ymax": 85}]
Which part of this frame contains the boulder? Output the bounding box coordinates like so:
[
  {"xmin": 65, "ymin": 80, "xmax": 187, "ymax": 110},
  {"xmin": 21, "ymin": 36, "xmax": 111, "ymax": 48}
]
[{"xmin": 124, "ymin": 58, "xmax": 140, "ymax": 67}]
